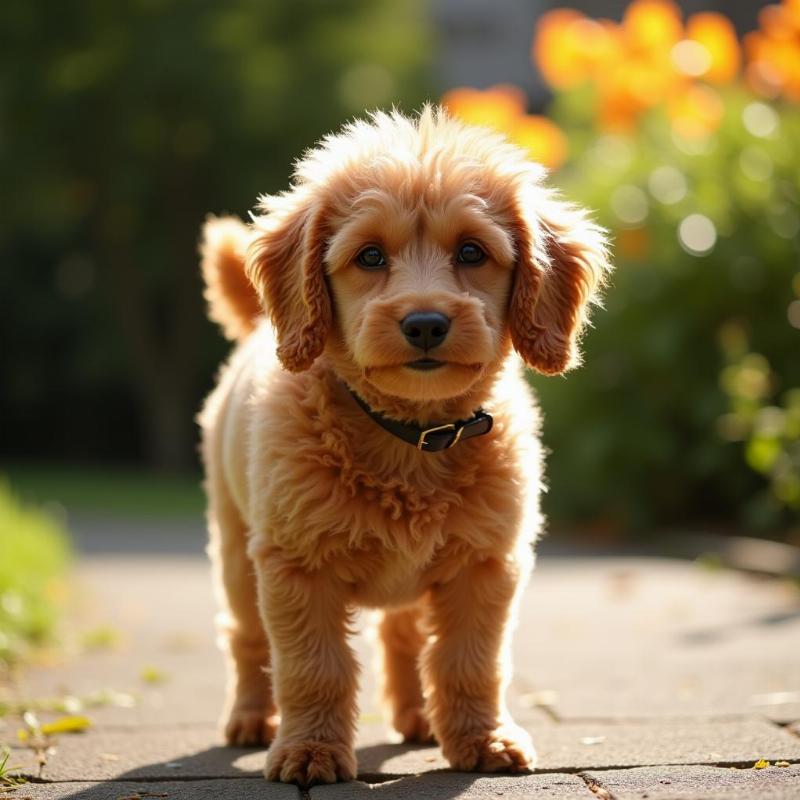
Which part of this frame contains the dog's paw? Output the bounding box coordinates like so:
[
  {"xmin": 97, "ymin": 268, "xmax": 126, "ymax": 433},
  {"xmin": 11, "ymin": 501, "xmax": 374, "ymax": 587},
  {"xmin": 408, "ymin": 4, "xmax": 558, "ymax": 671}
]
[
  {"xmin": 394, "ymin": 706, "xmax": 435, "ymax": 744},
  {"xmin": 265, "ymin": 738, "xmax": 356, "ymax": 786},
  {"xmin": 443, "ymin": 725, "xmax": 536, "ymax": 773},
  {"xmin": 224, "ymin": 707, "xmax": 279, "ymax": 747}
]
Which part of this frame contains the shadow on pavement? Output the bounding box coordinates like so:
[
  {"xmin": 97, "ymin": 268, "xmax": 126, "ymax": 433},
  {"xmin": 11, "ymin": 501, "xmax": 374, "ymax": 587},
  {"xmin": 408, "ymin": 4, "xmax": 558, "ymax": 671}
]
[
  {"xmin": 43, "ymin": 741, "xmax": 487, "ymax": 799},
  {"xmin": 680, "ymin": 606, "xmax": 800, "ymax": 645}
]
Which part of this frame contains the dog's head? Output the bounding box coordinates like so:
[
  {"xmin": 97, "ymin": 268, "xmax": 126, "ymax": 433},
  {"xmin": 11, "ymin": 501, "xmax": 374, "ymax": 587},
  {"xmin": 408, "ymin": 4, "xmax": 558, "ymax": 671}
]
[{"xmin": 247, "ymin": 108, "xmax": 611, "ymax": 407}]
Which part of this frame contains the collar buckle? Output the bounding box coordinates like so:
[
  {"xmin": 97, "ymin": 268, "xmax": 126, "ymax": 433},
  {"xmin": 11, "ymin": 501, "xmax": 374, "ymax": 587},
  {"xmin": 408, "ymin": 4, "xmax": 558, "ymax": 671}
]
[
  {"xmin": 347, "ymin": 385, "xmax": 492, "ymax": 452},
  {"xmin": 417, "ymin": 423, "xmax": 456, "ymax": 451}
]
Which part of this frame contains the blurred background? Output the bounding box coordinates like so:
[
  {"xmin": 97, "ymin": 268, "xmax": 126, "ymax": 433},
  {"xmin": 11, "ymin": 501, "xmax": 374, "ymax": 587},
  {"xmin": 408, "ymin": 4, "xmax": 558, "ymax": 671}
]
[{"xmin": 2, "ymin": 1, "xmax": 799, "ymax": 651}]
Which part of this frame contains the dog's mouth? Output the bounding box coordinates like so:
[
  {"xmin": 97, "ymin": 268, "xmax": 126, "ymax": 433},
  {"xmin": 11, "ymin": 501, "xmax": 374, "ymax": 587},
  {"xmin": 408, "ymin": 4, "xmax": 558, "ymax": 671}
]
[
  {"xmin": 406, "ymin": 358, "xmax": 446, "ymax": 371},
  {"xmin": 365, "ymin": 360, "xmax": 484, "ymax": 375}
]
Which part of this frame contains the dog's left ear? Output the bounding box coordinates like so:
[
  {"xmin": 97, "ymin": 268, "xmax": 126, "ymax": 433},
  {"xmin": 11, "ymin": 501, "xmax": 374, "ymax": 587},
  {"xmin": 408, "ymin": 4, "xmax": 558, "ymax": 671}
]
[
  {"xmin": 508, "ymin": 186, "xmax": 612, "ymax": 375},
  {"xmin": 246, "ymin": 189, "xmax": 332, "ymax": 372}
]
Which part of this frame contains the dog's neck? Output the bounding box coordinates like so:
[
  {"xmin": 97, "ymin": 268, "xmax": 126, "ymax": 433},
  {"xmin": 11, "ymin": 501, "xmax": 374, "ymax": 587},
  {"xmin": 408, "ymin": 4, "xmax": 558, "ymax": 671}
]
[{"xmin": 321, "ymin": 339, "xmax": 511, "ymax": 428}]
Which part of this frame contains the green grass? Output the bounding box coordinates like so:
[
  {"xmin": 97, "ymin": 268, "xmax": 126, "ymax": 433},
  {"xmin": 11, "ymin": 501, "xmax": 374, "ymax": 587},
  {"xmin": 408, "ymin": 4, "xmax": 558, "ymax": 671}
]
[
  {"xmin": 3, "ymin": 465, "xmax": 204, "ymax": 519},
  {"xmin": 0, "ymin": 483, "xmax": 71, "ymax": 666},
  {"xmin": 0, "ymin": 746, "xmax": 27, "ymax": 792}
]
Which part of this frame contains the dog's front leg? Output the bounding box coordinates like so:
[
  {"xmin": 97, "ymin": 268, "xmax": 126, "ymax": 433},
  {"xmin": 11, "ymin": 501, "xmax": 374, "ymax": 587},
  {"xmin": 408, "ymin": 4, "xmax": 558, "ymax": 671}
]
[
  {"xmin": 255, "ymin": 550, "xmax": 358, "ymax": 787},
  {"xmin": 421, "ymin": 555, "xmax": 535, "ymax": 773}
]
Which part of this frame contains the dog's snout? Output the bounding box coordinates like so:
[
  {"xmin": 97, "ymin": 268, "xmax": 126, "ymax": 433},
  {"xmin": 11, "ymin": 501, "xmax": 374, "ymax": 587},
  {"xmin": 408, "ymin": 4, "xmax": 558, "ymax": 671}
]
[{"xmin": 400, "ymin": 311, "xmax": 451, "ymax": 351}]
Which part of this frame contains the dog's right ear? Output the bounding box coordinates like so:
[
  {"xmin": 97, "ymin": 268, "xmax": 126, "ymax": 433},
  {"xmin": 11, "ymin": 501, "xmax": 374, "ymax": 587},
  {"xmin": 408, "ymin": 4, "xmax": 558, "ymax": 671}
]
[
  {"xmin": 508, "ymin": 185, "xmax": 611, "ymax": 375},
  {"xmin": 246, "ymin": 190, "xmax": 332, "ymax": 372}
]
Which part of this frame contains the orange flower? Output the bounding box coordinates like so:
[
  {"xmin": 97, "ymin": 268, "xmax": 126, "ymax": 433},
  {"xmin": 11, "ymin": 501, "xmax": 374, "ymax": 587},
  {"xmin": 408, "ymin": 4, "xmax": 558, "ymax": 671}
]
[
  {"xmin": 668, "ymin": 83, "xmax": 724, "ymax": 139},
  {"xmin": 744, "ymin": 1, "xmax": 800, "ymax": 101},
  {"xmin": 759, "ymin": 3, "xmax": 798, "ymax": 38},
  {"xmin": 597, "ymin": 63, "xmax": 656, "ymax": 132},
  {"xmin": 534, "ymin": 0, "xmax": 695, "ymax": 131},
  {"xmin": 685, "ymin": 13, "xmax": 740, "ymax": 83},
  {"xmin": 744, "ymin": 32, "xmax": 784, "ymax": 98},
  {"xmin": 786, "ymin": 0, "xmax": 800, "ymax": 26},
  {"xmin": 510, "ymin": 115, "xmax": 568, "ymax": 170},
  {"xmin": 443, "ymin": 85, "xmax": 568, "ymax": 170},
  {"xmin": 532, "ymin": 9, "xmax": 590, "ymax": 89},
  {"xmin": 533, "ymin": 11, "xmax": 624, "ymax": 90},
  {"xmin": 441, "ymin": 85, "xmax": 526, "ymax": 131},
  {"xmin": 622, "ymin": 0, "xmax": 683, "ymax": 56}
]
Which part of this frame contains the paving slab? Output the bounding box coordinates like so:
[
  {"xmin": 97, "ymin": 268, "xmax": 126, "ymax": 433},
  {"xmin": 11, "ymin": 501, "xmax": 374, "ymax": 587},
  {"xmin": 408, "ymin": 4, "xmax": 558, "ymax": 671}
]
[
  {"xmin": 8, "ymin": 779, "xmax": 299, "ymax": 799},
  {"xmin": 4, "ymin": 521, "xmax": 800, "ymax": 800},
  {"xmin": 357, "ymin": 720, "xmax": 800, "ymax": 774},
  {"xmin": 585, "ymin": 763, "xmax": 800, "ymax": 799},
  {"xmin": 11, "ymin": 555, "xmax": 550, "ymax": 731},
  {"xmin": 8, "ymin": 721, "xmax": 402, "ymax": 782},
  {"xmin": 13, "ymin": 556, "xmax": 224, "ymax": 728},
  {"xmin": 515, "ymin": 558, "xmax": 800, "ymax": 723},
  {"xmin": 11, "ymin": 718, "xmax": 799, "ymax": 782},
  {"xmin": 310, "ymin": 772, "xmax": 594, "ymax": 798}
]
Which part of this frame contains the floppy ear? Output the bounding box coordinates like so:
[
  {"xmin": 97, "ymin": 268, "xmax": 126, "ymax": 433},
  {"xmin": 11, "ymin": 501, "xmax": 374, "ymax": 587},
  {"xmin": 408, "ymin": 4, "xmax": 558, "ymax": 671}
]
[
  {"xmin": 509, "ymin": 187, "xmax": 611, "ymax": 375},
  {"xmin": 246, "ymin": 190, "xmax": 332, "ymax": 372}
]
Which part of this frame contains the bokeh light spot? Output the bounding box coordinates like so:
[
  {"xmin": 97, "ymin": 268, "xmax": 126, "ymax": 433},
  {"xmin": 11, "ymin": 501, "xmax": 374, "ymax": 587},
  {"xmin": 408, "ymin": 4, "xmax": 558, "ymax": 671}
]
[
  {"xmin": 768, "ymin": 205, "xmax": 800, "ymax": 240},
  {"xmin": 788, "ymin": 300, "xmax": 800, "ymax": 330},
  {"xmin": 671, "ymin": 40, "xmax": 711, "ymax": 77},
  {"xmin": 611, "ymin": 185, "xmax": 648, "ymax": 225},
  {"xmin": 742, "ymin": 102, "xmax": 779, "ymax": 137},
  {"xmin": 592, "ymin": 135, "xmax": 634, "ymax": 170},
  {"xmin": 678, "ymin": 213, "xmax": 716, "ymax": 255},
  {"xmin": 648, "ymin": 165, "xmax": 687, "ymax": 204}
]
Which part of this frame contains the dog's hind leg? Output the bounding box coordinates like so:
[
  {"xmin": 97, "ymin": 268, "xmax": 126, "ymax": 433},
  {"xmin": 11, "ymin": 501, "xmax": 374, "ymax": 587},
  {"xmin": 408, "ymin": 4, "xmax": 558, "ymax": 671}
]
[
  {"xmin": 207, "ymin": 486, "xmax": 278, "ymax": 747},
  {"xmin": 378, "ymin": 605, "xmax": 434, "ymax": 743}
]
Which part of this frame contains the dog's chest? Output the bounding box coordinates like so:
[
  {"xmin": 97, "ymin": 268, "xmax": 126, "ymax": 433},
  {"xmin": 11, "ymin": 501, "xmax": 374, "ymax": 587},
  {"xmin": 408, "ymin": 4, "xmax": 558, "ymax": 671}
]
[{"xmin": 347, "ymin": 549, "xmax": 429, "ymax": 607}]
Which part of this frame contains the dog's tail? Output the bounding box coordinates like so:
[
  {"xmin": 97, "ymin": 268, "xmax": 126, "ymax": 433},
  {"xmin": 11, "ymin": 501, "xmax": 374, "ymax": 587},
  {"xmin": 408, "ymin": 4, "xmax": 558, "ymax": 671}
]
[{"xmin": 199, "ymin": 215, "xmax": 262, "ymax": 342}]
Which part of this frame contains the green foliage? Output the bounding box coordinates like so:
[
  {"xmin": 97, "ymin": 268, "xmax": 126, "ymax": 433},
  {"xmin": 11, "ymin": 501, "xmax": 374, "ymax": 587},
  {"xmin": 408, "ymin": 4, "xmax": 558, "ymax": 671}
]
[
  {"xmin": 720, "ymin": 347, "xmax": 800, "ymax": 516},
  {"xmin": 537, "ymin": 87, "xmax": 800, "ymax": 532},
  {"xmin": 0, "ymin": 0, "xmax": 431, "ymax": 470},
  {"xmin": 0, "ymin": 484, "xmax": 71, "ymax": 665},
  {"xmin": 5, "ymin": 465, "xmax": 204, "ymax": 518}
]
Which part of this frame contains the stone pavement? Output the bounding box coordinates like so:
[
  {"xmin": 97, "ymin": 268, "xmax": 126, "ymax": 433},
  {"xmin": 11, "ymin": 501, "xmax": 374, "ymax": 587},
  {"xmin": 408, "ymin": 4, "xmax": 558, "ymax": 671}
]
[{"xmin": 2, "ymin": 517, "xmax": 800, "ymax": 799}]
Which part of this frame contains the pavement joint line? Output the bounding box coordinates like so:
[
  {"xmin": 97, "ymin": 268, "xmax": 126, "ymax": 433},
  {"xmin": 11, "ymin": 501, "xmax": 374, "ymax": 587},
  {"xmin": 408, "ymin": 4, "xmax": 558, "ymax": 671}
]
[
  {"xmin": 18, "ymin": 758, "xmax": 800, "ymax": 784},
  {"xmin": 519, "ymin": 713, "xmax": 765, "ymax": 725}
]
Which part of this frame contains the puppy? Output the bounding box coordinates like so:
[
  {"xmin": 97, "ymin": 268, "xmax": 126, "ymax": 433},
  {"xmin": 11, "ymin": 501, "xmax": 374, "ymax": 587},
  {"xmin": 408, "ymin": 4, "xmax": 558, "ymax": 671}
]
[{"xmin": 198, "ymin": 106, "xmax": 610, "ymax": 787}]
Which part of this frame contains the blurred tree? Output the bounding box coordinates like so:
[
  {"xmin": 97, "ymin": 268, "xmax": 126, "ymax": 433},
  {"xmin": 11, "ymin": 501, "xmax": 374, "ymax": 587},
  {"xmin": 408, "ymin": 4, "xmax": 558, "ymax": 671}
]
[
  {"xmin": 0, "ymin": 0, "xmax": 431, "ymax": 470},
  {"xmin": 444, "ymin": 0, "xmax": 800, "ymax": 534}
]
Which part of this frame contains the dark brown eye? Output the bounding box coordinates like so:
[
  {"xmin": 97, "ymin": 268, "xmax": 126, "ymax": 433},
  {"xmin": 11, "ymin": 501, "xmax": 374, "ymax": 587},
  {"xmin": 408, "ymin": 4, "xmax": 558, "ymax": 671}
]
[
  {"xmin": 456, "ymin": 242, "xmax": 486, "ymax": 265},
  {"xmin": 356, "ymin": 246, "xmax": 387, "ymax": 269}
]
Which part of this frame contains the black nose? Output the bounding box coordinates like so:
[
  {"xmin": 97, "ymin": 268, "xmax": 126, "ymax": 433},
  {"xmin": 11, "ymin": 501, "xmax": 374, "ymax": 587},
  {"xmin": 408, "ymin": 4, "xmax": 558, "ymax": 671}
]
[{"xmin": 400, "ymin": 311, "xmax": 451, "ymax": 351}]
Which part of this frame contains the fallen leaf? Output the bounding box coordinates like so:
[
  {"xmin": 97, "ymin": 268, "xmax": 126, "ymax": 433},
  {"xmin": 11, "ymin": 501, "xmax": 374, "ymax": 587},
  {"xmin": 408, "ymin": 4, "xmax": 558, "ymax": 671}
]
[
  {"xmin": 520, "ymin": 690, "xmax": 559, "ymax": 708},
  {"xmin": 41, "ymin": 716, "xmax": 91, "ymax": 735},
  {"xmin": 753, "ymin": 759, "xmax": 770, "ymax": 769},
  {"xmin": 81, "ymin": 625, "xmax": 122, "ymax": 651},
  {"xmin": 18, "ymin": 715, "xmax": 90, "ymax": 740},
  {"xmin": 140, "ymin": 666, "xmax": 169, "ymax": 685}
]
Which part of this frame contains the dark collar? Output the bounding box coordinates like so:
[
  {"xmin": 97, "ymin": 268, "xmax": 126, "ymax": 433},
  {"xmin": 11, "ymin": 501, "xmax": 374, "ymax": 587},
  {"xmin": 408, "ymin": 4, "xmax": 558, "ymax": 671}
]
[{"xmin": 348, "ymin": 389, "xmax": 493, "ymax": 452}]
